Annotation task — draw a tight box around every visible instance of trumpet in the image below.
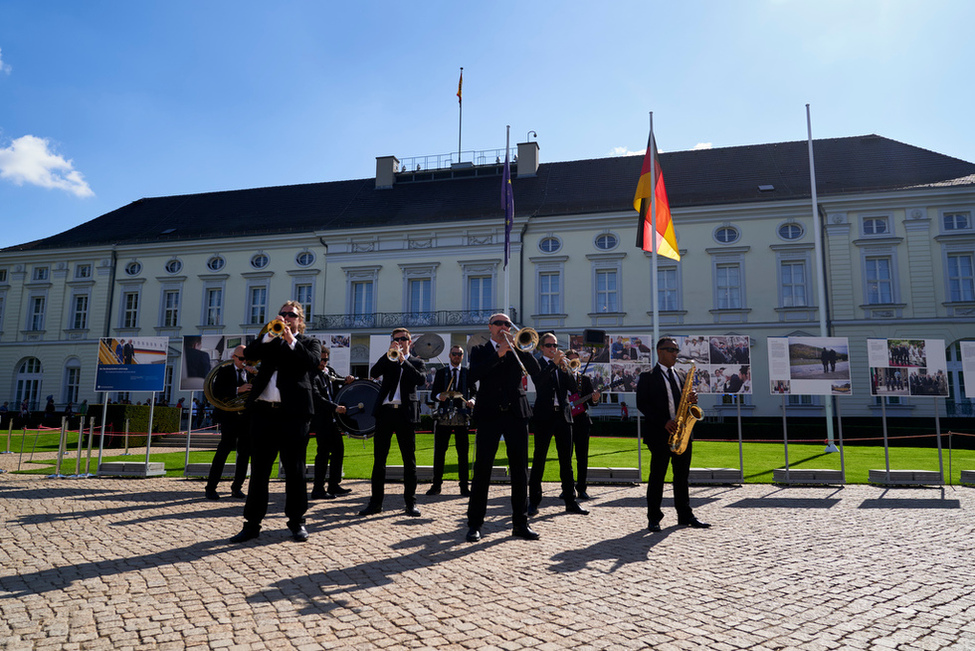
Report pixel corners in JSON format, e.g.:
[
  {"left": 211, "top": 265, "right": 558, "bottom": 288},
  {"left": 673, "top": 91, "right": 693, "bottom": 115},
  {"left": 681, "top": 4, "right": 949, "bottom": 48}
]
[
  {"left": 387, "top": 346, "right": 404, "bottom": 363},
  {"left": 562, "top": 356, "right": 582, "bottom": 373},
  {"left": 258, "top": 318, "right": 286, "bottom": 340}
]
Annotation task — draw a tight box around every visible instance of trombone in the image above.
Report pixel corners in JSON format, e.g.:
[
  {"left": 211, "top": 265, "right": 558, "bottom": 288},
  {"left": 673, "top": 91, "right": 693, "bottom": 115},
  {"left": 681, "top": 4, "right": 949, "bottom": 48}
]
[{"left": 500, "top": 324, "right": 539, "bottom": 377}]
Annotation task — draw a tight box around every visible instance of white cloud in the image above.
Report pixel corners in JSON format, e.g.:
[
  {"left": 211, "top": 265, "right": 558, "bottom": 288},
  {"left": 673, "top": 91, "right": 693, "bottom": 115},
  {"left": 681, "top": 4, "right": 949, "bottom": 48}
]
[
  {"left": 0, "top": 47, "right": 10, "bottom": 74},
  {"left": 692, "top": 142, "right": 713, "bottom": 150},
  {"left": 610, "top": 146, "right": 645, "bottom": 157},
  {"left": 0, "top": 135, "right": 94, "bottom": 197}
]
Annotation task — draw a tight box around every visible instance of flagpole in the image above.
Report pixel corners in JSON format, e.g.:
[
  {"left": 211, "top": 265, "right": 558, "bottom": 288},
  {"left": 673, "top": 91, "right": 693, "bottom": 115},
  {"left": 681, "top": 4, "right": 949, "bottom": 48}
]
[
  {"left": 807, "top": 104, "right": 837, "bottom": 452},
  {"left": 649, "top": 112, "right": 660, "bottom": 350},
  {"left": 457, "top": 67, "right": 463, "bottom": 162},
  {"left": 504, "top": 124, "right": 511, "bottom": 315}
]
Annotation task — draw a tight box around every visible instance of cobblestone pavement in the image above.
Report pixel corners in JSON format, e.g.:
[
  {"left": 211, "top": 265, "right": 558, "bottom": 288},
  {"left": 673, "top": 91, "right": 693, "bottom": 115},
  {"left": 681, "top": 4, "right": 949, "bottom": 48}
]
[{"left": 2, "top": 455, "right": 975, "bottom": 650}]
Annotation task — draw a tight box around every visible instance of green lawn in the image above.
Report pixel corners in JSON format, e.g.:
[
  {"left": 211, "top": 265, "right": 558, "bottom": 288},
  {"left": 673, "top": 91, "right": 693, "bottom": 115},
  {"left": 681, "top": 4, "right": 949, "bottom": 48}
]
[{"left": 6, "top": 429, "right": 975, "bottom": 485}]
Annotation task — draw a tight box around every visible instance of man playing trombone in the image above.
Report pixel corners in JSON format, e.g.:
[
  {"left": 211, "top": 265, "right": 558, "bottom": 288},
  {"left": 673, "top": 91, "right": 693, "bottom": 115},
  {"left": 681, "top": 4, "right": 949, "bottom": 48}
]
[
  {"left": 529, "top": 332, "right": 587, "bottom": 516},
  {"left": 359, "top": 328, "right": 426, "bottom": 517},
  {"left": 465, "top": 313, "right": 542, "bottom": 542}
]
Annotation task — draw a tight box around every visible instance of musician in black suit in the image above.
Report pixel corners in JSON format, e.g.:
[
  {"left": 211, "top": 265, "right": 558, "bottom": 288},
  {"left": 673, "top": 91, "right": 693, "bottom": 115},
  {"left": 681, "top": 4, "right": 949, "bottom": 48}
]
[
  {"left": 205, "top": 345, "right": 252, "bottom": 500},
  {"left": 229, "top": 301, "right": 321, "bottom": 544},
  {"left": 635, "top": 337, "right": 710, "bottom": 532},
  {"left": 359, "top": 328, "right": 426, "bottom": 517},
  {"left": 465, "top": 314, "right": 543, "bottom": 543},
  {"left": 529, "top": 332, "right": 587, "bottom": 516},
  {"left": 427, "top": 345, "right": 475, "bottom": 496},
  {"left": 310, "top": 347, "right": 354, "bottom": 500},
  {"left": 566, "top": 350, "right": 600, "bottom": 501}
]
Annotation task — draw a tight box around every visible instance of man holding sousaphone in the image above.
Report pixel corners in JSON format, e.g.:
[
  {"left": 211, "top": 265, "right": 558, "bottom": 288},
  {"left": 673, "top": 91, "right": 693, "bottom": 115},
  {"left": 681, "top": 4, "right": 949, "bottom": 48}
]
[
  {"left": 358, "top": 328, "right": 426, "bottom": 518},
  {"left": 229, "top": 301, "right": 321, "bottom": 544},
  {"left": 204, "top": 344, "right": 252, "bottom": 501},
  {"left": 427, "top": 345, "right": 475, "bottom": 497}
]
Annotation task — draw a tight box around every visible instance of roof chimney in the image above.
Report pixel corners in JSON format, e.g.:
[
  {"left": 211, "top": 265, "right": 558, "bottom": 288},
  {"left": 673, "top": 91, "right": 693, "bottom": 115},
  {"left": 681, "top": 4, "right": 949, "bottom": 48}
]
[
  {"left": 517, "top": 141, "right": 539, "bottom": 177},
  {"left": 376, "top": 155, "right": 399, "bottom": 189}
]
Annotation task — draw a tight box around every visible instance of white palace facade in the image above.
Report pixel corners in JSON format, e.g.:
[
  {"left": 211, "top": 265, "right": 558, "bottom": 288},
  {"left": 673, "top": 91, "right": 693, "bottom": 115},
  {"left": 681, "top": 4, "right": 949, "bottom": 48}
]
[{"left": 1, "top": 135, "right": 973, "bottom": 422}]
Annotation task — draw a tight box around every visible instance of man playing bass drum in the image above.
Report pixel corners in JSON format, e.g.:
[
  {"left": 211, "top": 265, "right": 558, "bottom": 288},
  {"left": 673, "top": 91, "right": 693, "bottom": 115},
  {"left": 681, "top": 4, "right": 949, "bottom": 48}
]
[
  {"left": 636, "top": 336, "right": 710, "bottom": 532},
  {"left": 427, "top": 345, "right": 475, "bottom": 497}
]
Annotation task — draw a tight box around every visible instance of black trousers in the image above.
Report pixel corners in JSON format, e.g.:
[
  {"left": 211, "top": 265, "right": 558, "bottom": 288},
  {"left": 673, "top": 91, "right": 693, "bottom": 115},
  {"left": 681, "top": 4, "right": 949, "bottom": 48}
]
[
  {"left": 646, "top": 437, "right": 693, "bottom": 524},
  {"left": 242, "top": 403, "right": 310, "bottom": 529},
  {"left": 571, "top": 416, "right": 591, "bottom": 493},
  {"left": 369, "top": 406, "right": 417, "bottom": 506},
  {"left": 206, "top": 416, "right": 250, "bottom": 492},
  {"left": 467, "top": 414, "right": 530, "bottom": 530},
  {"left": 312, "top": 421, "right": 345, "bottom": 491},
  {"left": 430, "top": 421, "right": 470, "bottom": 487},
  {"left": 529, "top": 412, "right": 575, "bottom": 506}
]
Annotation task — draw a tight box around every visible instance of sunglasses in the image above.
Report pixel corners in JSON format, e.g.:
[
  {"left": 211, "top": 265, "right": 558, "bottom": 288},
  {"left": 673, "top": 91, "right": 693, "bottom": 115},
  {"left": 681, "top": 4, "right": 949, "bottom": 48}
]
[
  {"left": 542, "top": 343, "right": 558, "bottom": 348},
  {"left": 659, "top": 347, "right": 680, "bottom": 353},
  {"left": 490, "top": 320, "right": 511, "bottom": 327},
  {"left": 233, "top": 355, "right": 245, "bottom": 360},
  {"left": 278, "top": 311, "right": 298, "bottom": 319},
  {"left": 392, "top": 336, "right": 410, "bottom": 342},
  {"left": 450, "top": 351, "right": 463, "bottom": 356}
]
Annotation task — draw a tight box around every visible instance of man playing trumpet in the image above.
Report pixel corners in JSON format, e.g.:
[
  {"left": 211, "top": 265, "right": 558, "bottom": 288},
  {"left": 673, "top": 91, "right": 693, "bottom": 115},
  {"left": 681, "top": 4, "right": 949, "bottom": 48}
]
[{"left": 359, "top": 328, "right": 426, "bottom": 517}]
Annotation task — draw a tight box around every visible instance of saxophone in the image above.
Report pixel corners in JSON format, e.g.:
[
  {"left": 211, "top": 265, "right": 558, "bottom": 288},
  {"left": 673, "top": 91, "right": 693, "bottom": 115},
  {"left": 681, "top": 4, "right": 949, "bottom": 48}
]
[{"left": 669, "top": 365, "right": 703, "bottom": 455}]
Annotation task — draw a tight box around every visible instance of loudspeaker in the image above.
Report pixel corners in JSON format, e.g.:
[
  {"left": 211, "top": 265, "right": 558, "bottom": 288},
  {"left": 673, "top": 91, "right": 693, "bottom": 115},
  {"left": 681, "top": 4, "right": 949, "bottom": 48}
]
[{"left": 582, "top": 329, "right": 607, "bottom": 347}]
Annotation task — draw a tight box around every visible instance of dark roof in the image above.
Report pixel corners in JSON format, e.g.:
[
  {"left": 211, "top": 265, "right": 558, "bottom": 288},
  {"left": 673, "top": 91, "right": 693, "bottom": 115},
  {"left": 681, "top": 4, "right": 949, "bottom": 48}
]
[{"left": 8, "top": 135, "right": 975, "bottom": 252}]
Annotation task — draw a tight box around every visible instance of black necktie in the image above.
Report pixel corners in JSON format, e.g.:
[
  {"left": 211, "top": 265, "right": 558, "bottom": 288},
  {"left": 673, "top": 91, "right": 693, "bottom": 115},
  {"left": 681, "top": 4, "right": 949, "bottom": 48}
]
[
  {"left": 453, "top": 368, "right": 458, "bottom": 390},
  {"left": 667, "top": 367, "right": 682, "bottom": 405}
]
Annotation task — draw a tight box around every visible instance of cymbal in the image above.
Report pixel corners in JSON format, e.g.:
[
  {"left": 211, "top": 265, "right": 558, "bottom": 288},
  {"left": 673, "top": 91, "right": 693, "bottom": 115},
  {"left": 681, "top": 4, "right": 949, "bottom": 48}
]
[
  {"left": 440, "top": 391, "right": 464, "bottom": 400},
  {"left": 411, "top": 332, "right": 444, "bottom": 359},
  {"left": 466, "top": 332, "right": 491, "bottom": 352}
]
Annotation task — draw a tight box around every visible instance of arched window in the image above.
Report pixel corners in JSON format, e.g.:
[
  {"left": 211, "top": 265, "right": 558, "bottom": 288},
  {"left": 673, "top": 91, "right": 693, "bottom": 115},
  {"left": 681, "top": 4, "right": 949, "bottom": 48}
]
[{"left": 15, "top": 358, "right": 43, "bottom": 411}]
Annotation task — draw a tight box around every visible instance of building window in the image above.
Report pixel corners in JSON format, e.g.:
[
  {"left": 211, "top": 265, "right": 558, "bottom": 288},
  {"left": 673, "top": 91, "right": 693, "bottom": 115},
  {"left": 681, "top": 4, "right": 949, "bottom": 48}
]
[
  {"left": 295, "top": 283, "right": 314, "bottom": 319},
  {"left": 296, "top": 251, "right": 315, "bottom": 267},
  {"left": 205, "top": 288, "right": 223, "bottom": 326},
  {"left": 351, "top": 281, "right": 374, "bottom": 316},
  {"left": 539, "top": 271, "right": 561, "bottom": 314},
  {"left": 29, "top": 296, "right": 45, "bottom": 330},
  {"left": 657, "top": 267, "right": 679, "bottom": 311},
  {"left": 164, "top": 259, "right": 182, "bottom": 274},
  {"left": 714, "top": 226, "right": 740, "bottom": 244},
  {"left": 15, "top": 358, "right": 42, "bottom": 411},
  {"left": 125, "top": 261, "right": 142, "bottom": 276},
  {"left": 75, "top": 264, "right": 92, "bottom": 279},
  {"left": 594, "top": 233, "right": 618, "bottom": 251},
  {"left": 408, "top": 278, "right": 432, "bottom": 314},
  {"left": 863, "top": 216, "right": 889, "bottom": 235},
  {"left": 63, "top": 361, "right": 81, "bottom": 405},
  {"left": 947, "top": 253, "right": 975, "bottom": 302},
  {"left": 467, "top": 276, "right": 493, "bottom": 313},
  {"left": 865, "top": 256, "right": 893, "bottom": 304},
  {"left": 207, "top": 256, "right": 225, "bottom": 272},
  {"left": 71, "top": 294, "right": 89, "bottom": 330},
  {"left": 539, "top": 237, "right": 562, "bottom": 254},
  {"left": 32, "top": 267, "right": 49, "bottom": 281},
  {"left": 780, "top": 261, "right": 808, "bottom": 307},
  {"left": 122, "top": 291, "right": 140, "bottom": 328},
  {"left": 251, "top": 253, "right": 269, "bottom": 269},
  {"left": 162, "top": 290, "right": 180, "bottom": 327},
  {"left": 778, "top": 223, "right": 804, "bottom": 240},
  {"left": 715, "top": 263, "right": 742, "bottom": 309},
  {"left": 943, "top": 212, "right": 971, "bottom": 232},
  {"left": 248, "top": 286, "right": 268, "bottom": 325},
  {"left": 0, "top": 268, "right": 7, "bottom": 282},
  {"left": 595, "top": 269, "right": 619, "bottom": 312}
]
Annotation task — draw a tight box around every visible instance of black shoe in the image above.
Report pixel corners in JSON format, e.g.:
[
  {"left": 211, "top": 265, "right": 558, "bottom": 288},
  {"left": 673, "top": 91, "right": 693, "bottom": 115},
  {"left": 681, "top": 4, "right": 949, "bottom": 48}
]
[
  {"left": 512, "top": 524, "right": 540, "bottom": 540},
  {"left": 466, "top": 528, "right": 481, "bottom": 542},
  {"left": 679, "top": 517, "right": 711, "bottom": 529},
  {"left": 205, "top": 488, "right": 220, "bottom": 501},
  {"left": 358, "top": 503, "right": 383, "bottom": 516},
  {"left": 425, "top": 485, "right": 442, "bottom": 496},
  {"left": 405, "top": 504, "right": 421, "bottom": 517},
  {"left": 527, "top": 503, "right": 539, "bottom": 516},
  {"left": 289, "top": 524, "right": 309, "bottom": 542},
  {"left": 576, "top": 490, "right": 591, "bottom": 501},
  {"left": 229, "top": 524, "right": 260, "bottom": 543},
  {"left": 230, "top": 489, "right": 246, "bottom": 499},
  {"left": 557, "top": 491, "right": 572, "bottom": 500},
  {"left": 565, "top": 501, "right": 590, "bottom": 515},
  {"left": 310, "top": 488, "right": 334, "bottom": 500},
  {"left": 648, "top": 521, "right": 662, "bottom": 532},
  {"left": 459, "top": 485, "right": 471, "bottom": 497},
  {"left": 329, "top": 486, "right": 352, "bottom": 496}
]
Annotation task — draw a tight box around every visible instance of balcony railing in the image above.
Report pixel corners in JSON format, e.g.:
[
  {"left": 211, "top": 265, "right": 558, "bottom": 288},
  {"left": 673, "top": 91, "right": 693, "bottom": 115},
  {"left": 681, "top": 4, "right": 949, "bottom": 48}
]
[{"left": 309, "top": 309, "right": 518, "bottom": 332}]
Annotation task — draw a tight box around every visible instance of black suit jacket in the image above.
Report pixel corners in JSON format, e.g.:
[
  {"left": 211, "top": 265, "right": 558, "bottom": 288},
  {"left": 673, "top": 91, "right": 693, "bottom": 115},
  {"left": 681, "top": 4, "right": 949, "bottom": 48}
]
[
  {"left": 370, "top": 354, "right": 425, "bottom": 423},
  {"left": 532, "top": 358, "right": 578, "bottom": 424},
  {"left": 468, "top": 341, "right": 541, "bottom": 422},
  {"left": 311, "top": 367, "right": 344, "bottom": 432},
  {"left": 636, "top": 365, "right": 687, "bottom": 450},
  {"left": 211, "top": 362, "right": 249, "bottom": 425},
  {"left": 430, "top": 365, "right": 475, "bottom": 407},
  {"left": 243, "top": 333, "right": 321, "bottom": 417}
]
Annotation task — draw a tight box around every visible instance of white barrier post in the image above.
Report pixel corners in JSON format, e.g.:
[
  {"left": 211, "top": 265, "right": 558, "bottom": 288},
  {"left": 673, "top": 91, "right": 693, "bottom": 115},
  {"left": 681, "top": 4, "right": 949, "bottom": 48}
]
[{"left": 47, "top": 418, "right": 68, "bottom": 479}]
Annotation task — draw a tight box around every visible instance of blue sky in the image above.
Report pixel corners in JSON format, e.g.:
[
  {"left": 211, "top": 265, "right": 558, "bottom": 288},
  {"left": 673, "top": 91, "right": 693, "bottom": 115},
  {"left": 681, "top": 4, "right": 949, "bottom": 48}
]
[{"left": 1, "top": 0, "right": 972, "bottom": 249}]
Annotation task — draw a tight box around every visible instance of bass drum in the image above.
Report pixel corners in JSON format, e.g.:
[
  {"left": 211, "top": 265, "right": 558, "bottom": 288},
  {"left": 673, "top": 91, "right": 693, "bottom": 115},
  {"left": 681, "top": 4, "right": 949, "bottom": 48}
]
[{"left": 335, "top": 379, "right": 381, "bottom": 439}]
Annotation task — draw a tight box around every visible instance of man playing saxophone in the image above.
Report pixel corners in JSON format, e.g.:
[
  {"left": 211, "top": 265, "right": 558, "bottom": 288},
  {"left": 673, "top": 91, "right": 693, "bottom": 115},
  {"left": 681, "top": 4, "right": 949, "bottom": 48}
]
[{"left": 635, "top": 337, "right": 711, "bottom": 532}]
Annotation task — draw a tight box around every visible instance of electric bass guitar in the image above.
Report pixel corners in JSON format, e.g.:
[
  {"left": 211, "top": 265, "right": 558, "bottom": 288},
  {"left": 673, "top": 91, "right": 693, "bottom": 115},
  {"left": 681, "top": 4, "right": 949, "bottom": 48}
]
[{"left": 566, "top": 378, "right": 625, "bottom": 417}]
